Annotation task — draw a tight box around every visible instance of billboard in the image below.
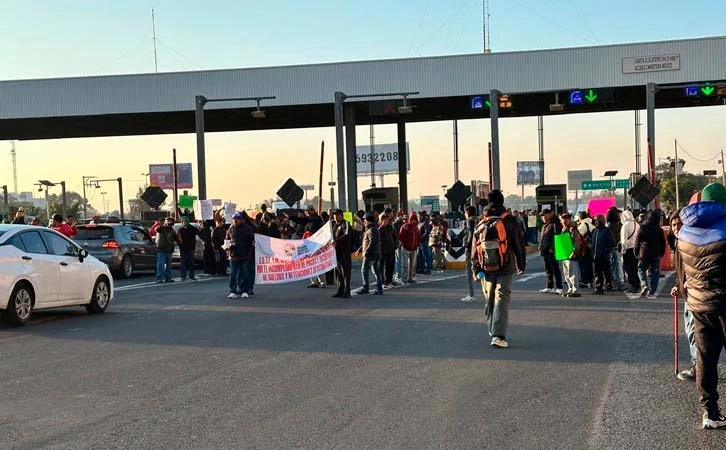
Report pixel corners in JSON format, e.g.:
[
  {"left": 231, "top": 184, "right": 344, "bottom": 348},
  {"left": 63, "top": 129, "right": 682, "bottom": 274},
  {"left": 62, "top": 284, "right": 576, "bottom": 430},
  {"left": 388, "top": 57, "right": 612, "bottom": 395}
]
[
  {"left": 567, "top": 170, "right": 593, "bottom": 191},
  {"left": 420, "top": 195, "right": 441, "bottom": 213},
  {"left": 149, "top": 163, "right": 193, "bottom": 189},
  {"left": 516, "top": 161, "right": 543, "bottom": 186},
  {"left": 356, "top": 143, "right": 411, "bottom": 176}
]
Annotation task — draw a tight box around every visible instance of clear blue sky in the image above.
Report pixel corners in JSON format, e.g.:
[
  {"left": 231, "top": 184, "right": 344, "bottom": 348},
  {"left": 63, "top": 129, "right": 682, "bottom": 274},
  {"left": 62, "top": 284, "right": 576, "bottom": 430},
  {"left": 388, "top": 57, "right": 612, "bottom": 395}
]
[{"left": 2, "top": 1, "right": 725, "bottom": 210}]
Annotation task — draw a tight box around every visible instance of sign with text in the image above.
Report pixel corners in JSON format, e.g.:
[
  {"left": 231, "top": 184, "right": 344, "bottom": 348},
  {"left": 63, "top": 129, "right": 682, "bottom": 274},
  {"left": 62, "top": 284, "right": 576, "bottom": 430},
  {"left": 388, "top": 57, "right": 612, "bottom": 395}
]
[
  {"left": 517, "top": 161, "right": 543, "bottom": 186},
  {"left": 581, "top": 179, "right": 631, "bottom": 191},
  {"left": 149, "top": 163, "right": 193, "bottom": 189},
  {"left": 420, "top": 195, "right": 440, "bottom": 213},
  {"left": 567, "top": 170, "right": 593, "bottom": 191},
  {"left": 192, "top": 200, "right": 214, "bottom": 221},
  {"left": 254, "top": 224, "right": 337, "bottom": 285},
  {"left": 622, "top": 54, "right": 680, "bottom": 74},
  {"left": 356, "top": 143, "right": 411, "bottom": 175}
]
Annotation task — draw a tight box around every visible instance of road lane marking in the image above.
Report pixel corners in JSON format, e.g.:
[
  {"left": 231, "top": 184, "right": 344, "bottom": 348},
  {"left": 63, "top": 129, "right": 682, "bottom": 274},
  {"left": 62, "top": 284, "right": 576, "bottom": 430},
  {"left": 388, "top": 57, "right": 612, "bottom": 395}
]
[
  {"left": 516, "top": 272, "right": 546, "bottom": 283},
  {"left": 115, "top": 276, "right": 222, "bottom": 292}
]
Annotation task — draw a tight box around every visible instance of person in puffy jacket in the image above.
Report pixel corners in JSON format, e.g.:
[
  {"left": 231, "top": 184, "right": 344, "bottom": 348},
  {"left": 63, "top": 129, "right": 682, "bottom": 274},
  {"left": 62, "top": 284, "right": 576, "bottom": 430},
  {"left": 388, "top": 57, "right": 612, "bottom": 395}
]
[
  {"left": 634, "top": 210, "right": 666, "bottom": 297},
  {"left": 226, "top": 212, "right": 255, "bottom": 299},
  {"left": 678, "top": 182, "right": 726, "bottom": 429},
  {"left": 590, "top": 215, "right": 614, "bottom": 294},
  {"left": 357, "top": 214, "right": 383, "bottom": 295},
  {"left": 398, "top": 213, "right": 420, "bottom": 283},
  {"left": 620, "top": 210, "right": 641, "bottom": 293},
  {"left": 379, "top": 214, "right": 397, "bottom": 288},
  {"left": 538, "top": 208, "right": 564, "bottom": 294}
]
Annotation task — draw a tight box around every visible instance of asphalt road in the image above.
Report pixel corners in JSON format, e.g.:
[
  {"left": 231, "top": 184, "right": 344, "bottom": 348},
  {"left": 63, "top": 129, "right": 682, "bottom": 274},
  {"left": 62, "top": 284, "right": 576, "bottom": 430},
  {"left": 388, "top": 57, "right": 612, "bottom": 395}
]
[{"left": 1, "top": 255, "right": 724, "bottom": 450}]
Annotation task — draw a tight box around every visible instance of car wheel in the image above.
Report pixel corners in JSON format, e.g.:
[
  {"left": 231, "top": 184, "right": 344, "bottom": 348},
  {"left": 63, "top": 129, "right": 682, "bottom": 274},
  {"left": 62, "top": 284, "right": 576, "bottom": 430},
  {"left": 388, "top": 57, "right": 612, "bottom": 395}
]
[
  {"left": 86, "top": 277, "right": 111, "bottom": 314},
  {"left": 119, "top": 255, "right": 134, "bottom": 279},
  {"left": 4, "top": 282, "right": 34, "bottom": 326}
]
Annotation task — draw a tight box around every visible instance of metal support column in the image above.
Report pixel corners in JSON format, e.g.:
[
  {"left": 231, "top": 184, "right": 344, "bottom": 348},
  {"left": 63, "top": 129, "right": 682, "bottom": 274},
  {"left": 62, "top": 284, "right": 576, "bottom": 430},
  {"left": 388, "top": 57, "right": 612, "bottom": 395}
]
[
  {"left": 60, "top": 181, "right": 67, "bottom": 219},
  {"left": 334, "top": 92, "right": 347, "bottom": 210},
  {"left": 195, "top": 95, "right": 208, "bottom": 200},
  {"left": 646, "top": 83, "right": 656, "bottom": 184},
  {"left": 344, "top": 104, "right": 358, "bottom": 212},
  {"left": 537, "top": 115, "right": 545, "bottom": 185},
  {"left": 117, "top": 178, "right": 125, "bottom": 224},
  {"left": 489, "top": 89, "right": 501, "bottom": 190},
  {"left": 397, "top": 122, "right": 408, "bottom": 213},
  {"left": 634, "top": 110, "right": 642, "bottom": 175},
  {"left": 453, "top": 120, "right": 459, "bottom": 182}
]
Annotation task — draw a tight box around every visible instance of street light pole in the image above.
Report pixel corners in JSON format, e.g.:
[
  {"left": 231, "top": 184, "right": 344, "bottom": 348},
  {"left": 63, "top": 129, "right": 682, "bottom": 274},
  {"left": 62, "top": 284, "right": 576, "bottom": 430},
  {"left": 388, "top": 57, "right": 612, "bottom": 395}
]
[
  {"left": 720, "top": 149, "right": 725, "bottom": 185},
  {"left": 82, "top": 176, "right": 97, "bottom": 220},
  {"left": 674, "top": 139, "right": 680, "bottom": 209}
]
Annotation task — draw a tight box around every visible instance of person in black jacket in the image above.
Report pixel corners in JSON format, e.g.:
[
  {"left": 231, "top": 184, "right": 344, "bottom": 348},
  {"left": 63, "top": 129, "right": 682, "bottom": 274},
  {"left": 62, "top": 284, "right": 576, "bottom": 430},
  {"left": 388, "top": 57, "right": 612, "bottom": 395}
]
[
  {"left": 461, "top": 206, "right": 478, "bottom": 302},
  {"left": 177, "top": 216, "right": 199, "bottom": 282},
  {"left": 635, "top": 210, "right": 667, "bottom": 297},
  {"left": 199, "top": 219, "right": 216, "bottom": 276},
  {"left": 292, "top": 206, "right": 327, "bottom": 288},
  {"left": 590, "top": 215, "right": 614, "bottom": 295},
  {"left": 538, "top": 208, "right": 564, "bottom": 294},
  {"left": 226, "top": 212, "right": 255, "bottom": 299},
  {"left": 379, "top": 214, "right": 397, "bottom": 288},
  {"left": 331, "top": 210, "right": 352, "bottom": 299},
  {"left": 356, "top": 213, "right": 383, "bottom": 295},
  {"left": 211, "top": 217, "right": 228, "bottom": 276}
]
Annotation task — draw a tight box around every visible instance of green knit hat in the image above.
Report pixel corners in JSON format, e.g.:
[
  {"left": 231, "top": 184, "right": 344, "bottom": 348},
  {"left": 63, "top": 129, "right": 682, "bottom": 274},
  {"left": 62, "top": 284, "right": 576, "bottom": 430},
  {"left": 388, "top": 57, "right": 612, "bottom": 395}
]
[{"left": 701, "top": 183, "right": 726, "bottom": 204}]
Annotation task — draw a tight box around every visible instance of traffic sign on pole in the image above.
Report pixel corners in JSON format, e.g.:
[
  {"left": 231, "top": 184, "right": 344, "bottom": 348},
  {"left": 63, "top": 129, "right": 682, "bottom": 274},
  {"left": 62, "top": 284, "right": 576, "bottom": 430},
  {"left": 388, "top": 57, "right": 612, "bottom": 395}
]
[{"left": 581, "top": 179, "right": 631, "bottom": 190}]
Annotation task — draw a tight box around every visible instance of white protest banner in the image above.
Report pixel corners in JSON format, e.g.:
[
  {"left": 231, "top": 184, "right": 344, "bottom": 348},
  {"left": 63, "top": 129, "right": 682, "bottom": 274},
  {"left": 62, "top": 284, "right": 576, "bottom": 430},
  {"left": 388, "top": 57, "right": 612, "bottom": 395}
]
[
  {"left": 223, "top": 202, "right": 237, "bottom": 223},
  {"left": 193, "top": 199, "right": 214, "bottom": 220},
  {"left": 255, "top": 223, "right": 337, "bottom": 285}
]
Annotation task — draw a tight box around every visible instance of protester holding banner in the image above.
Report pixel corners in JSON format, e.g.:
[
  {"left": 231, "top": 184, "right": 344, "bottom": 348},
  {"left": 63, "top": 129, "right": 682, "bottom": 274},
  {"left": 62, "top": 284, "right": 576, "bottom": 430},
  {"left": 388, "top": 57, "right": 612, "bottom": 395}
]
[
  {"left": 177, "top": 216, "right": 199, "bottom": 282},
  {"left": 331, "top": 210, "right": 352, "bottom": 298},
  {"left": 226, "top": 212, "right": 255, "bottom": 299},
  {"left": 357, "top": 213, "right": 383, "bottom": 295},
  {"left": 559, "top": 213, "right": 583, "bottom": 298},
  {"left": 155, "top": 217, "right": 178, "bottom": 283}
]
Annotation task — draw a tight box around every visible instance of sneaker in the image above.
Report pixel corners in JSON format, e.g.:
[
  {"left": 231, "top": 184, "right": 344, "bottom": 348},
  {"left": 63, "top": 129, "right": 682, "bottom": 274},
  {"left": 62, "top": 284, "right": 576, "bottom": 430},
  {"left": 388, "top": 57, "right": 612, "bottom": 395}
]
[
  {"left": 554, "top": 288, "right": 563, "bottom": 295},
  {"left": 640, "top": 286, "right": 649, "bottom": 297},
  {"left": 189, "top": 277, "right": 197, "bottom": 282},
  {"left": 392, "top": 280, "right": 403, "bottom": 287},
  {"left": 461, "top": 295, "right": 475, "bottom": 302},
  {"left": 677, "top": 365, "right": 696, "bottom": 381},
  {"left": 307, "top": 283, "right": 320, "bottom": 289},
  {"left": 355, "top": 288, "right": 370, "bottom": 295},
  {"left": 241, "top": 293, "right": 249, "bottom": 299},
  {"left": 165, "top": 279, "right": 175, "bottom": 283},
  {"left": 227, "top": 292, "right": 239, "bottom": 299},
  {"left": 156, "top": 280, "right": 164, "bottom": 284},
  {"left": 373, "top": 290, "right": 383, "bottom": 296},
  {"left": 384, "top": 284, "right": 394, "bottom": 289},
  {"left": 491, "top": 337, "right": 509, "bottom": 348},
  {"left": 407, "top": 279, "right": 416, "bottom": 284},
  {"left": 702, "top": 411, "right": 726, "bottom": 429},
  {"left": 320, "top": 284, "right": 326, "bottom": 289},
  {"left": 540, "top": 288, "right": 554, "bottom": 294}
]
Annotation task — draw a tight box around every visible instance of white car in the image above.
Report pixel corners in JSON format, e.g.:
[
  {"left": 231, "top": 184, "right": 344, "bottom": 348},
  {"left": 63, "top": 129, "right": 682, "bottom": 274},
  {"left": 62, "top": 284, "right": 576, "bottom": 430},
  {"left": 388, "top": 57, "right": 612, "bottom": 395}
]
[{"left": 0, "top": 225, "right": 114, "bottom": 326}]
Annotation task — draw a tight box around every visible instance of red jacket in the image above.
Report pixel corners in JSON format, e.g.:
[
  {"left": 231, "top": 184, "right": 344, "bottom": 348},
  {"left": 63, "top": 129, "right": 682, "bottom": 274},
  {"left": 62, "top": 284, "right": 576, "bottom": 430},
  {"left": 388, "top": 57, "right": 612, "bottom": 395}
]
[
  {"left": 54, "top": 223, "right": 77, "bottom": 238},
  {"left": 398, "top": 214, "right": 421, "bottom": 251}
]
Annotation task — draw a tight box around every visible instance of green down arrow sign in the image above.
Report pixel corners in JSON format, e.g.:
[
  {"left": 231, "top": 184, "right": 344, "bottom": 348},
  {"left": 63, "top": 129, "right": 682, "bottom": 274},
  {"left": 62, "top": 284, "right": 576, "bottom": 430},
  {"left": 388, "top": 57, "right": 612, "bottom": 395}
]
[
  {"left": 701, "top": 85, "right": 715, "bottom": 96},
  {"left": 585, "top": 89, "right": 598, "bottom": 103}
]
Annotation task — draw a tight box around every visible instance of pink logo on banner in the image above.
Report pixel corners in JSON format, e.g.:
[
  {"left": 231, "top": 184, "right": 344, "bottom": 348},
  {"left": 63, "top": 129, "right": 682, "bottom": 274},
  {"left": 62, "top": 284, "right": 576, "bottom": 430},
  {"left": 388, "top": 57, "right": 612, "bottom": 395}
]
[{"left": 587, "top": 198, "right": 616, "bottom": 217}]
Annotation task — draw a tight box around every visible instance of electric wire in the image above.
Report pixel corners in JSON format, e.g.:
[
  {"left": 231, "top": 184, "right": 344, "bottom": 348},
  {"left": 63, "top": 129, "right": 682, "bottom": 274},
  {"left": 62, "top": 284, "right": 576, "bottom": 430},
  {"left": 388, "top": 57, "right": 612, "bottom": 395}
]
[
  {"left": 412, "top": 0, "right": 476, "bottom": 56},
  {"left": 676, "top": 141, "right": 721, "bottom": 163},
  {"left": 407, "top": 0, "right": 432, "bottom": 56},
  {"left": 567, "top": 0, "right": 600, "bottom": 44},
  {"left": 511, "top": 0, "right": 595, "bottom": 45}
]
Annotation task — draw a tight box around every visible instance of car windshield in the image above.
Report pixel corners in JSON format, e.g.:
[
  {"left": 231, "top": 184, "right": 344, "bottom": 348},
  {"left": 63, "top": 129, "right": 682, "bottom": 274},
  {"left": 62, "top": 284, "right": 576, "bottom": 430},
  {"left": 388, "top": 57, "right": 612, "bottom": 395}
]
[{"left": 74, "top": 226, "right": 114, "bottom": 240}]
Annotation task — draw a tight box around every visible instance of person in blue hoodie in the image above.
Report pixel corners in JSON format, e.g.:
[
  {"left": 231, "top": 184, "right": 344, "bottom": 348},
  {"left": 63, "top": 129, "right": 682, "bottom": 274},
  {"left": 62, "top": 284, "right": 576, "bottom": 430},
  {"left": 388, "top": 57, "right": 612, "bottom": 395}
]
[{"left": 678, "top": 182, "right": 726, "bottom": 430}]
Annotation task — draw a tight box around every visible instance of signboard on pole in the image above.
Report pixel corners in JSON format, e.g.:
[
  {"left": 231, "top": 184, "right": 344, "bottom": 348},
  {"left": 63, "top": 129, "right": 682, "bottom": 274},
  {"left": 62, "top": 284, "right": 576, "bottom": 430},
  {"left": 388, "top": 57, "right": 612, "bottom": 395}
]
[
  {"left": 581, "top": 179, "right": 631, "bottom": 191},
  {"left": 420, "top": 195, "right": 440, "bottom": 213},
  {"left": 516, "top": 161, "right": 543, "bottom": 186},
  {"left": 149, "top": 163, "right": 194, "bottom": 189},
  {"left": 567, "top": 170, "right": 593, "bottom": 191},
  {"left": 356, "top": 143, "right": 410, "bottom": 175},
  {"left": 622, "top": 54, "right": 680, "bottom": 74},
  {"left": 471, "top": 180, "right": 490, "bottom": 199}
]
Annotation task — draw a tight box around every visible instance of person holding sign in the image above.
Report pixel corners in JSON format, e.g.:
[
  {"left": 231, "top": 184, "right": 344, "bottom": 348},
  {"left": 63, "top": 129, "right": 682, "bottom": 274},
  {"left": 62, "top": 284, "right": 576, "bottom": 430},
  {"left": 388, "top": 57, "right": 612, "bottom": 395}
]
[
  {"left": 331, "top": 210, "right": 352, "bottom": 299},
  {"left": 539, "top": 209, "right": 564, "bottom": 295},
  {"left": 558, "top": 213, "right": 584, "bottom": 298}
]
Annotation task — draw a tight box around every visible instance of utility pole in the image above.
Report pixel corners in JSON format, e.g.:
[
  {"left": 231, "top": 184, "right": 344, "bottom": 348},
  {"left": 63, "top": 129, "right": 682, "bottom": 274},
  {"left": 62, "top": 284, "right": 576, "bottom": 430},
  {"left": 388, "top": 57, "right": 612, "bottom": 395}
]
[
  {"left": 720, "top": 149, "right": 726, "bottom": 185},
  {"left": 11, "top": 141, "right": 17, "bottom": 194},
  {"left": 674, "top": 139, "right": 680, "bottom": 209},
  {"left": 152, "top": 8, "right": 159, "bottom": 73},
  {"left": 453, "top": 120, "right": 459, "bottom": 181}
]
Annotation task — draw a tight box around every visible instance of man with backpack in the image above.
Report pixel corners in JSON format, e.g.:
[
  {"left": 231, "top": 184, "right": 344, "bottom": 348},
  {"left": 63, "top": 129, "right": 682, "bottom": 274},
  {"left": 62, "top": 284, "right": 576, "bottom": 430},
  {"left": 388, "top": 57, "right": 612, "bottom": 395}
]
[
  {"left": 471, "top": 190, "right": 526, "bottom": 348},
  {"left": 559, "top": 213, "right": 585, "bottom": 297},
  {"left": 539, "top": 208, "right": 564, "bottom": 295}
]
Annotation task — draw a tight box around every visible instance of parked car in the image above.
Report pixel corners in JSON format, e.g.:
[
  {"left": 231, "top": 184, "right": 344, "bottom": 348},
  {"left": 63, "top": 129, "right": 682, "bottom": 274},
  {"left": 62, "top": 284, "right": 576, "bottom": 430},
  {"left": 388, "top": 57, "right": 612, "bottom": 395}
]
[
  {"left": 171, "top": 223, "right": 205, "bottom": 266},
  {"left": 73, "top": 224, "right": 157, "bottom": 278},
  {"left": 0, "top": 224, "right": 113, "bottom": 326}
]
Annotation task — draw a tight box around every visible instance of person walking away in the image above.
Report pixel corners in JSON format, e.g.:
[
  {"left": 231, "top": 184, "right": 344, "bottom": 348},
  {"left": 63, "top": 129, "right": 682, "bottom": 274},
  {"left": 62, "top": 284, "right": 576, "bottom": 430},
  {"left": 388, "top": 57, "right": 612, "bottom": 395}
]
[
  {"left": 669, "top": 209, "right": 697, "bottom": 382},
  {"left": 471, "top": 190, "right": 526, "bottom": 348},
  {"left": 11, "top": 207, "right": 25, "bottom": 224},
  {"left": 331, "top": 210, "right": 352, "bottom": 298},
  {"left": 620, "top": 210, "right": 641, "bottom": 293},
  {"left": 634, "top": 210, "right": 666, "bottom": 297},
  {"left": 212, "top": 217, "right": 228, "bottom": 276},
  {"left": 418, "top": 213, "right": 433, "bottom": 274},
  {"left": 155, "top": 217, "right": 178, "bottom": 283},
  {"left": 559, "top": 213, "right": 584, "bottom": 298},
  {"left": 357, "top": 213, "right": 383, "bottom": 295},
  {"left": 539, "top": 209, "right": 564, "bottom": 294},
  {"left": 177, "top": 216, "right": 199, "bottom": 281},
  {"left": 461, "top": 206, "right": 479, "bottom": 302},
  {"left": 226, "top": 212, "right": 255, "bottom": 299},
  {"left": 51, "top": 214, "right": 77, "bottom": 238},
  {"left": 606, "top": 207, "right": 625, "bottom": 290},
  {"left": 429, "top": 217, "right": 446, "bottom": 272},
  {"left": 577, "top": 212, "right": 595, "bottom": 288},
  {"left": 590, "top": 215, "right": 614, "bottom": 295},
  {"left": 677, "top": 182, "right": 726, "bottom": 429},
  {"left": 398, "top": 213, "right": 421, "bottom": 284},
  {"left": 379, "top": 214, "right": 397, "bottom": 288}
]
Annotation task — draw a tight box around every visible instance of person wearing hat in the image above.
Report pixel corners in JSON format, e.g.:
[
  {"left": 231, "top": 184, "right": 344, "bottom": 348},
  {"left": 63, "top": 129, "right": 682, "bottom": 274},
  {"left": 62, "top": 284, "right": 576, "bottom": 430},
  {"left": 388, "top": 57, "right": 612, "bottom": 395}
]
[
  {"left": 357, "top": 212, "right": 383, "bottom": 295},
  {"left": 12, "top": 207, "right": 26, "bottom": 224},
  {"left": 331, "top": 209, "right": 352, "bottom": 298},
  {"left": 51, "top": 214, "right": 77, "bottom": 238},
  {"left": 226, "top": 212, "right": 255, "bottom": 299},
  {"left": 155, "top": 217, "right": 178, "bottom": 283},
  {"left": 177, "top": 216, "right": 199, "bottom": 282},
  {"left": 538, "top": 208, "right": 564, "bottom": 295},
  {"left": 678, "top": 182, "right": 726, "bottom": 429}
]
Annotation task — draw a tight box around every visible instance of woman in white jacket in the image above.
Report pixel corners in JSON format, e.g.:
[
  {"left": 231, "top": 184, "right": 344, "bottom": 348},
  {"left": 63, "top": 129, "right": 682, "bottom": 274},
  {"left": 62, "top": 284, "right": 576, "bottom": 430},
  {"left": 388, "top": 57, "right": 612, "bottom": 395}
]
[{"left": 620, "top": 210, "right": 641, "bottom": 293}]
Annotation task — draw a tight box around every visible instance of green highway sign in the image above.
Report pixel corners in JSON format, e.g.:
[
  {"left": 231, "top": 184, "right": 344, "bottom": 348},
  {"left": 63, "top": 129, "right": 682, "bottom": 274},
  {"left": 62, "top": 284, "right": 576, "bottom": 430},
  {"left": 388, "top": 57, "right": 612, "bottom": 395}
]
[
  {"left": 584, "top": 89, "right": 598, "bottom": 103},
  {"left": 701, "top": 85, "right": 715, "bottom": 96},
  {"left": 581, "top": 179, "right": 631, "bottom": 190}
]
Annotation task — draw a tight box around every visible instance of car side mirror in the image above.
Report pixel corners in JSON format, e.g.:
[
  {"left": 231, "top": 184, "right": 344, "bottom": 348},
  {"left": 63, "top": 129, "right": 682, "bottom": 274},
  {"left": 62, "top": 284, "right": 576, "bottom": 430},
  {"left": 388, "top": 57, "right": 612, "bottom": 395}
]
[{"left": 79, "top": 248, "right": 89, "bottom": 262}]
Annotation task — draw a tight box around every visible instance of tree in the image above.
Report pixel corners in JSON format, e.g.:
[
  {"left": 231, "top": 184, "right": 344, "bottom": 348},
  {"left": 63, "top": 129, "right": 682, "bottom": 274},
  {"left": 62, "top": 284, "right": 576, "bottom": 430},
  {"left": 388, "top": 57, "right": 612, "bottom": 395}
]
[
  {"left": 655, "top": 163, "right": 708, "bottom": 210},
  {"left": 47, "top": 191, "right": 93, "bottom": 219}
]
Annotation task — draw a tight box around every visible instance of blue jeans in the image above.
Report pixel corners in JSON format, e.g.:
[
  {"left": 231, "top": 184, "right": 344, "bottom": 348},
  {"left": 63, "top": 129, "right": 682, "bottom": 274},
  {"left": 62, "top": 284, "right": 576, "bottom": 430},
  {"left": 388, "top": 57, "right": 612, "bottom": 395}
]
[
  {"left": 419, "top": 243, "right": 433, "bottom": 273},
  {"left": 229, "top": 259, "right": 254, "bottom": 294},
  {"left": 180, "top": 249, "right": 195, "bottom": 280},
  {"left": 637, "top": 258, "right": 660, "bottom": 294},
  {"left": 610, "top": 250, "right": 622, "bottom": 286},
  {"left": 396, "top": 248, "right": 403, "bottom": 280},
  {"left": 156, "top": 251, "right": 173, "bottom": 281},
  {"left": 361, "top": 258, "right": 383, "bottom": 292},
  {"left": 241, "top": 259, "right": 255, "bottom": 294}
]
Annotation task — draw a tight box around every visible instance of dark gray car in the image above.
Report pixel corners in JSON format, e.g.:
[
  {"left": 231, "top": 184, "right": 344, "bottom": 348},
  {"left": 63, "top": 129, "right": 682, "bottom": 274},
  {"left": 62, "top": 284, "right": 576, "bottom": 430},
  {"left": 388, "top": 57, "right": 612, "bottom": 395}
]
[{"left": 73, "top": 224, "right": 157, "bottom": 278}]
